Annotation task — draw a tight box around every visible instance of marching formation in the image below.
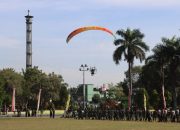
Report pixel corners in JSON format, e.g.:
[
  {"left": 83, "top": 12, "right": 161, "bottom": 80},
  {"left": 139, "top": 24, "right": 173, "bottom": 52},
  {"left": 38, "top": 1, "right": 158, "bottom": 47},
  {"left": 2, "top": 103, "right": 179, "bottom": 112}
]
[{"left": 65, "top": 107, "right": 180, "bottom": 123}]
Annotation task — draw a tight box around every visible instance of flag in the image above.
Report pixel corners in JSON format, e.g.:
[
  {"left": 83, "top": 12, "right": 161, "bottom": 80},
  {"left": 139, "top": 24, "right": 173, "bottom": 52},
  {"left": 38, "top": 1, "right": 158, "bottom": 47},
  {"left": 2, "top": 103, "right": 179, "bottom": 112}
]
[
  {"left": 162, "top": 85, "right": 166, "bottom": 109},
  {"left": 36, "top": 88, "right": 42, "bottom": 113},
  {"left": 11, "top": 88, "right": 16, "bottom": 112},
  {"left": 66, "top": 94, "right": 71, "bottom": 111},
  {"left": 144, "top": 94, "right": 147, "bottom": 111},
  {"left": 128, "top": 87, "right": 131, "bottom": 111}
]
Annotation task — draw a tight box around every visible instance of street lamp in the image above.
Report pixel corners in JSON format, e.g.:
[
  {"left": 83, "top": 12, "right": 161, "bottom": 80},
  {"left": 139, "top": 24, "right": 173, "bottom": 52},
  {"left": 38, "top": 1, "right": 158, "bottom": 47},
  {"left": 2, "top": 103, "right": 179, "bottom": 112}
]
[{"left": 79, "top": 64, "right": 89, "bottom": 109}]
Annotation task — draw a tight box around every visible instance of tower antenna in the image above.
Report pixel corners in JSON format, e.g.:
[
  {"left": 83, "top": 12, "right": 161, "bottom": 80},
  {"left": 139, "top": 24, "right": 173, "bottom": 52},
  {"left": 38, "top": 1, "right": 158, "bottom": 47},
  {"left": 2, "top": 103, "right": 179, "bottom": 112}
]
[{"left": 25, "top": 11, "right": 33, "bottom": 69}]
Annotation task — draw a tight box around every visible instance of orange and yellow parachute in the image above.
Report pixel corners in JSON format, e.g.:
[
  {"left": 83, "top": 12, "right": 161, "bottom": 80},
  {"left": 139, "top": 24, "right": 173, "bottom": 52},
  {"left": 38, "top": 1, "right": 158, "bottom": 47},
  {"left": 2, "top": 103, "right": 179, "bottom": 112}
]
[{"left": 66, "top": 26, "right": 115, "bottom": 43}]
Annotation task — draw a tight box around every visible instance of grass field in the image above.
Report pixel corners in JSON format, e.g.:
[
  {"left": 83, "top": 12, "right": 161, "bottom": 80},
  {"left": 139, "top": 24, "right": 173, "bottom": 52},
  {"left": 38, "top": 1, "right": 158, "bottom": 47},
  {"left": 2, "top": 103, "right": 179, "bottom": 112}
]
[{"left": 0, "top": 118, "right": 179, "bottom": 130}]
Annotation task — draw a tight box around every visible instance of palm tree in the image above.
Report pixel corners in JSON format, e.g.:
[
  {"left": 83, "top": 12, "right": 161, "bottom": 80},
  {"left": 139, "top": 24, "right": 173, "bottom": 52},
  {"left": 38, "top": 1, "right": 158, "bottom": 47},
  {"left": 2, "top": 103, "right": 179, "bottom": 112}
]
[
  {"left": 146, "top": 44, "right": 168, "bottom": 109},
  {"left": 113, "top": 28, "right": 149, "bottom": 110},
  {"left": 162, "top": 37, "right": 180, "bottom": 110}
]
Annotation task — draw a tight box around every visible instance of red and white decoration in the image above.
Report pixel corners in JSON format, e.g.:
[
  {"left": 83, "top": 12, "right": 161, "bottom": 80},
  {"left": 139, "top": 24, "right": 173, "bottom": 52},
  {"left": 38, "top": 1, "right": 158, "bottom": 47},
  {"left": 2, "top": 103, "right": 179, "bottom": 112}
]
[
  {"left": 11, "top": 87, "right": 16, "bottom": 112},
  {"left": 100, "top": 84, "right": 108, "bottom": 92}
]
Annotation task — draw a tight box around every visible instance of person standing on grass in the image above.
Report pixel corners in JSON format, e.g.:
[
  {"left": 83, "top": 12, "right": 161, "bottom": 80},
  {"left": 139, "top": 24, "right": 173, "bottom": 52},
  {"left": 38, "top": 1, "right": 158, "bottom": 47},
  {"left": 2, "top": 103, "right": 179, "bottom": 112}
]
[
  {"left": 175, "top": 108, "right": 179, "bottom": 122},
  {"left": 49, "top": 99, "right": 55, "bottom": 118}
]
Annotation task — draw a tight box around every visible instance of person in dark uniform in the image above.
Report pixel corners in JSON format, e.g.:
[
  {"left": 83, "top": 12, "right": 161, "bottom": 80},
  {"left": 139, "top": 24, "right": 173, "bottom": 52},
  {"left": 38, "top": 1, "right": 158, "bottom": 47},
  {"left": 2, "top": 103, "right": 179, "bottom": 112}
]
[
  {"left": 153, "top": 110, "right": 157, "bottom": 121},
  {"left": 25, "top": 106, "right": 30, "bottom": 117},
  {"left": 49, "top": 99, "right": 55, "bottom": 118},
  {"left": 175, "top": 109, "right": 179, "bottom": 122}
]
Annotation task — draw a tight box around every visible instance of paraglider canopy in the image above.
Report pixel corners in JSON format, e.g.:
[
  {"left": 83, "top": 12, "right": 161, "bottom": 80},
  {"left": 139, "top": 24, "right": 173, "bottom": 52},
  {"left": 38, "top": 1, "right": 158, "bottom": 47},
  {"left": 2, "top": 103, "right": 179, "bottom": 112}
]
[{"left": 66, "top": 26, "right": 115, "bottom": 43}]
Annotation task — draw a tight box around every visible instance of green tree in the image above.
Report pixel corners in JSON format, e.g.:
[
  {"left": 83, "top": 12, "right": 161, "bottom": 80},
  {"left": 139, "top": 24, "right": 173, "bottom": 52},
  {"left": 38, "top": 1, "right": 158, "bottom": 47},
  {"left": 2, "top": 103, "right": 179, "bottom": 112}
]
[
  {"left": 177, "top": 88, "right": 180, "bottom": 107},
  {"left": 149, "top": 89, "right": 160, "bottom": 109},
  {"left": 146, "top": 37, "right": 180, "bottom": 109},
  {"left": 22, "top": 67, "right": 45, "bottom": 110},
  {"left": 146, "top": 44, "right": 168, "bottom": 109},
  {"left": 0, "top": 76, "right": 5, "bottom": 108},
  {"left": 23, "top": 67, "right": 68, "bottom": 110},
  {"left": 138, "top": 62, "right": 162, "bottom": 92},
  {"left": 0, "top": 68, "right": 23, "bottom": 111},
  {"left": 58, "top": 84, "right": 68, "bottom": 109},
  {"left": 124, "top": 66, "right": 142, "bottom": 85},
  {"left": 92, "top": 94, "right": 100, "bottom": 104},
  {"left": 165, "top": 90, "right": 172, "bottom": 108},
  {"left": 162, "top": 37, "right": 180, "bottom": 109},
  {"left": 134, "top": 88, "right": 148, "bottom": 109},
  {"left": 113, "top": 28, "right": 149, "bottom": 109},
  {"left": 107, "top": 84, "right": 125, "bottom": 100},
  {"left": 0, "top": 80, "right": 5, "bottom": 108}
]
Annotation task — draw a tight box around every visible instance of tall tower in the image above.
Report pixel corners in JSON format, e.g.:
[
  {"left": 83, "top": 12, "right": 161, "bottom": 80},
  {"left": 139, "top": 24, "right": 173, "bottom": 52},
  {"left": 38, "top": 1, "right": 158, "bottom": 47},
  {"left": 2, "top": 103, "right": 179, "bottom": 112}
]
[{"left": 25, "top": 10, "right": 33, "bottom": 69}]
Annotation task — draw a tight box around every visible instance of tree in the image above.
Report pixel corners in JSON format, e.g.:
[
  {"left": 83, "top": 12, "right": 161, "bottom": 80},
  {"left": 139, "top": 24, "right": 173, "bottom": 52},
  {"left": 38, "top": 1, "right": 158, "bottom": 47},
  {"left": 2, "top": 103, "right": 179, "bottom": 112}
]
[
  {"left": 0, "top": 78, "right": 5, "bottom": 108},
  {"left": 48, "top": 73, "right": 62, "bottom": 99},
  {"left": 92, "top": 94, "right": 100, "bottom": 104},
  {"left": 22, "top": 67, "right": 46, "bottom": 111},
  {"left": 177, "top": 88, "right": 180, "bottom": 107},
  {"left": 162, "top": 37, "right": 180, "bottom": 109},
  {"left": 0, "top": 67, "right": 69, "bottom": 112},
  {"left": 123, "top": 66, "right": 144, "bottom": 92},
  {"left": 106, "top": 84, "right": 125, "bottom": 101},
  {"left": 138, "top": 62, "right": 162, "bottom": 92},
  {"left": 23, "top": 67, "right": 68, "bottom": 110},
  {"left": 146, "top": 44, "right": 169, "bottom": 109},
  {"left": 0, "top": 68, "right": 23, "bottom": 111},
  {"left": 146, "top": 37, "right": 180, "bottom": 109},
  {"left": 134, "top": 88, "right": 148, "bottom": 109},
  {"left": 113, "top": 28, "right": 149, "bottom": 110},
  {"left": 165, "top": 90, "right": 172, "bottom": 108},
  {"left": 58, "top": 84, "right": 68, "bottom": 109},
  {"left": 149, "top": 89, "right": 160, "bottom": 109}
]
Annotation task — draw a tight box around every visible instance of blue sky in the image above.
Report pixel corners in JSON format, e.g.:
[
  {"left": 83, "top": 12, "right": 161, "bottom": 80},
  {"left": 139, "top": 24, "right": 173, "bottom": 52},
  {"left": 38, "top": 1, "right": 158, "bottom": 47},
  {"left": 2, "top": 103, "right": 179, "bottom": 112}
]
[{"left": 0, "top": 0, "right": 180, "bottom": 87}]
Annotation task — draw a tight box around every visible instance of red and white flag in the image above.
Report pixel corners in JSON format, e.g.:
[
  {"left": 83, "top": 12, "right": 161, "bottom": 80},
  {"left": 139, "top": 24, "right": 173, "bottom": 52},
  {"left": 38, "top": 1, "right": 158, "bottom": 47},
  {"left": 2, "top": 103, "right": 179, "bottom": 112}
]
[{"left": 11, "top": 88, "right": 16, "bottom": 112}]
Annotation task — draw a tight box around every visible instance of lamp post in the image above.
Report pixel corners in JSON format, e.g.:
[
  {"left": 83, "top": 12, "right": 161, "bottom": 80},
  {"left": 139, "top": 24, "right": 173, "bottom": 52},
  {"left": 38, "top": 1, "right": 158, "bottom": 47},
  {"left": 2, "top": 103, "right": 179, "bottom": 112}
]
[
  {"left": 79, "top": 64, "right": 89, "bottom": 109},
  {"left": 90, "top": 67, "right": 97, "bottom": 76}
]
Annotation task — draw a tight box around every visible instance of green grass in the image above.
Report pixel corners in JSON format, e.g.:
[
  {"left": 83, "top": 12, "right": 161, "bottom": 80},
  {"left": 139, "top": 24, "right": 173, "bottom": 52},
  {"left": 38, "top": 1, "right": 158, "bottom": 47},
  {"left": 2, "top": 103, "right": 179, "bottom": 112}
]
[{"left": 0, "top": 118, "right": 179, "bottom": 130}]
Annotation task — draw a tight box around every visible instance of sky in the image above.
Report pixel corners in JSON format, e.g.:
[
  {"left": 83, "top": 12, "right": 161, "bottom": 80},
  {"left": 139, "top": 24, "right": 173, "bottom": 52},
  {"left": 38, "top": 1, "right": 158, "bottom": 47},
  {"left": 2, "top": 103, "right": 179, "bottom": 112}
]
[{"left": 0, "top": 0, "right": 180, "bottom": 87}]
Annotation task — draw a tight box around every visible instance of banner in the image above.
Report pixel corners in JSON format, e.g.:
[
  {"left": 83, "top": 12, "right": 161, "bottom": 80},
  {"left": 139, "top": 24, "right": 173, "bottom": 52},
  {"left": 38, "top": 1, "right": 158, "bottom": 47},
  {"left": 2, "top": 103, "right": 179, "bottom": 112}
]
[
  {"left": 36, "top": 88, "right": 42, "bottom": 113},
  {"left": 11, "top": 88, "right": 16, "bottom": 112},
  {"left": 128, "top": 87, "right": 131, "bottom": 111},
  {"left": 66, "top": 94, "right": 71, "bottom": 111},
  {"left": 144, "top": 94, "right": 147, "bottom": 111},
  {"left": 162, "top": 85, "right": 166, "bottom": 109}
]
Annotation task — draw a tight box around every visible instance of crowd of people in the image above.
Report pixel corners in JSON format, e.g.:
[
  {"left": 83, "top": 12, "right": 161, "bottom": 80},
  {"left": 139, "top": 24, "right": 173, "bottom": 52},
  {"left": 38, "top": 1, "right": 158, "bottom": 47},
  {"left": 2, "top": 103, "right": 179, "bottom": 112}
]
[{"left": 65, "top": 107, "right": 180, "bottom": 123}]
